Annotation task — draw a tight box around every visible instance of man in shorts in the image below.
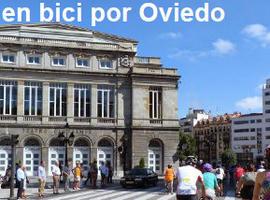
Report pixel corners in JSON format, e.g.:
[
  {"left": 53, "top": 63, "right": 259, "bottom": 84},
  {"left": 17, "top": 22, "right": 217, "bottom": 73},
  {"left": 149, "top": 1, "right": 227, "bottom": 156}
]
[{"left": 175, "top": 156, "right": 206, "bottom": 200}]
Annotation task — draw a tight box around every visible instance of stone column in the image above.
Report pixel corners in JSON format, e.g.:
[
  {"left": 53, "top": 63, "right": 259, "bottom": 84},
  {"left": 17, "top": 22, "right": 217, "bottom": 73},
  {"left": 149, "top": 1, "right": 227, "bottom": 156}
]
[
  {"left": 17, "top": 80, "right": 24, "bottom": 122},
  {"left": 42, "top": 82, "right": 49, "bottom": 123},
  {"left": 67, "top": 83, "right": 74, "bottom": 123},
  {"left": 91, "top": 84, "right": 97, "bottom": 125}
]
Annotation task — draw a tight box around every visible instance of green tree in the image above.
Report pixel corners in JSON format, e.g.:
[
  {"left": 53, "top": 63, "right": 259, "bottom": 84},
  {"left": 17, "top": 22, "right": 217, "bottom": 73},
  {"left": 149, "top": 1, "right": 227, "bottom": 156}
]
[
  {"left": 177, "top": 132, "right": 197, "bottom": 164},
  {"left": 139, "top": 158, "right": 145, "bottom": 168},
  {"left": 221, "top": 149, "right": 237, "bottom": 168}
]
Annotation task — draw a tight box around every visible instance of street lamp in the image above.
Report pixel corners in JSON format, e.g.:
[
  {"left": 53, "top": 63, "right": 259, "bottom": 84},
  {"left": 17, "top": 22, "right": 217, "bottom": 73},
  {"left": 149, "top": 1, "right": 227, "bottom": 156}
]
[
  {"left": 58, "top": 123, "right": 75, "bottom": 165},
  {"left": 5, "top": 127, "right": 19, "bottom": 200}
]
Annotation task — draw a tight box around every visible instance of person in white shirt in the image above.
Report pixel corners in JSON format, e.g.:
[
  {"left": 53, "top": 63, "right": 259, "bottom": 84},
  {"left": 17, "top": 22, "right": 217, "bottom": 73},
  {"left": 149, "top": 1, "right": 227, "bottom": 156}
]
[
  {"left": 215, "top": 164, "right": 225, "bottom": 196},
  {"left": 38, "top": 160, "right": 46, "bottom": 197},
  {"left": 16, "top": 164, "right": 26, "bottom": 199},
  {"left": 175, "top": 156, "right": 205, "bottom": 200},
  {"left": 51, "top": 160, "right": 61, "bottom": 194}
]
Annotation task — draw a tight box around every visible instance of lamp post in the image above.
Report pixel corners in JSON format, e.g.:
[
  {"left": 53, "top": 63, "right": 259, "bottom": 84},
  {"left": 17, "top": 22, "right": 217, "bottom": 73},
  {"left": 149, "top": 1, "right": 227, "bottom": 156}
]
[
  {"left": 5, "top": 128, "right": 19, "bottom": 200},
  {"left": 58, "top": 123, "right": 75, "bottom": 166}
]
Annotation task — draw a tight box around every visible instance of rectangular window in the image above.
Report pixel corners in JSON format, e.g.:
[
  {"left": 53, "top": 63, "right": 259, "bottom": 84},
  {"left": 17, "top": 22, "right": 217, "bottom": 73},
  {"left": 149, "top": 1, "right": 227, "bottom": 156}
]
[
  {"left": 234, "top": 129, "right": 249, "bottom": 133},
  {"left": 24, "top": 82, "right": 42, "bottom": 116},
  {"left": 76, "top": 58, "right": 89, "bottom": 68},
  {"left": 99, "top": 59, "right": 113, "bottom": 69},
  {"left": 233, "top": 120, "right": 249, "bottom": 125},
  {"left": 52, "top": 57, "right": 66, "bottom": 67},
  {"left": 49, "top": 83, "right": 67, "bottom": 116},
  {"left": 149, "top": 87, "right": 162, "bottom": 119},
  {"left": 0, "top": 80, "right": 17, "bottom": 115},
  {"left": 74, "top": 84, "right": 90, "bottom": 117},
  {"left": 27, "top": 55, "right": 41, "bottom": 65},
  {"left": 2, "top": 54, "right": 15, "bottom": 64},
  {"left": 97, "top": 85, "right": 114, "bottom": 118}
]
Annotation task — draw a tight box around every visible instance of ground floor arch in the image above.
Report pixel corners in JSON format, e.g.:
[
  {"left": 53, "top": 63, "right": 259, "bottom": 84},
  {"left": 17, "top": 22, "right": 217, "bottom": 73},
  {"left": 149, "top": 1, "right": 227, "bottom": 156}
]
[
  {"left": 148, "top": 139, "right": 164, "bottom": 174},
  {"left": 73, "top": 137, "right": 91, "bottom": 176},
  {"left": 97, "top": 138, "right": 114, "bottom": 173},
  {"left": 23, "top": 137, "right": 41, "bottom": 176},
  {"left": 48, "top": 138, "right": 65, "bottom": 175}
]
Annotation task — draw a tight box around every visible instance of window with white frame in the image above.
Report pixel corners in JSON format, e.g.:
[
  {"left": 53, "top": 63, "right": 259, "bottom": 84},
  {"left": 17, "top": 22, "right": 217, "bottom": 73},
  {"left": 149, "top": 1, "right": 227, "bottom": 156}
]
[
  {"left": 0, "top": 80, "right": 17, "bottom": 115},
  {"left": 97, "top": 85, "right": 114, "bottom": 118},
  {"left": 52, "top": 57, "right": 66, "bottom": 67},
  {"left": 149, "top": 87, "right": 162, "bottom": 119},
  {"left": 2, "top": 53, "right": 16, "bottom": 64},
  {"left": 49, "top": 83, "right": 67, "bottom": 116},
  {"left": 99, "top": 58, "right": 113, "bottom": 69},
  {"left": 27, "top": 55, "right": 41, "bottom": 65},
  {"left": 74, "top": 84, "right": 90, "bottom": 117},
  {"left": 24, "top": 82, "right": 42, "bottom": 116},
  {"left": 76, "top": 58, "right": 89, "bottom": 68}
]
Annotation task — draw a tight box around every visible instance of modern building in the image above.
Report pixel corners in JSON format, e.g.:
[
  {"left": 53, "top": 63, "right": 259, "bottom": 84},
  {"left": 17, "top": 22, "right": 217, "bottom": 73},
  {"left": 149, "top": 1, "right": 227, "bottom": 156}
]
[
  {"left": 231, "top": 113, "right": 263, "bottom": 163},
  {"left": 179, "top": 108, "right": 210, "bottom": 135},
  {"left": 0, "top": 23, "right": 180, "bottom": 177},
  {"left": 194, "top": 113, "right": 240, "bottom": 163}
]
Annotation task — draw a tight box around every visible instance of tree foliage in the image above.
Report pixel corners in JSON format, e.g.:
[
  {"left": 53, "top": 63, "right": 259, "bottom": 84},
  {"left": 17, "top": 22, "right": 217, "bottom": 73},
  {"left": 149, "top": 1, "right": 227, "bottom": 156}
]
[
  {"left": 221, "top": 149, "right": 237, "bottom": 168},
  {"left": 177, "top": 132, "right": 197, "bottom": 163},
  {"left": 139, "top": 158, "right": 145, "bottom": 168}
]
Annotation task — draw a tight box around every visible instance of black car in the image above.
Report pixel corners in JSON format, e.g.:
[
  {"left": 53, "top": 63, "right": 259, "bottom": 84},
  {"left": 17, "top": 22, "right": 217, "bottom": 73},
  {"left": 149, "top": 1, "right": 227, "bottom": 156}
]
[{"left": 120, "top": 168, "right": 158, "bottom": 188}]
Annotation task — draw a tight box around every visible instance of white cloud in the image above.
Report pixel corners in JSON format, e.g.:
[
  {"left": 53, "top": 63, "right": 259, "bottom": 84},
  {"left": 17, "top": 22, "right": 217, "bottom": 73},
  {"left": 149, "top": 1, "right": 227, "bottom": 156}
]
[
  {"left": 235, "top": 96, "right": 262, "bottom": 111},
  {"left": 168, "top": 38, "right": 235, "bottom": 61},
  {"left": 158, "top": 32, "right": 182, "bottom": 39},
  {"left": 212, "top": 39, "right": 236, "bottom": 54},
  {"left": 243, "top": 24, "right": 270, "bottom": 47}
]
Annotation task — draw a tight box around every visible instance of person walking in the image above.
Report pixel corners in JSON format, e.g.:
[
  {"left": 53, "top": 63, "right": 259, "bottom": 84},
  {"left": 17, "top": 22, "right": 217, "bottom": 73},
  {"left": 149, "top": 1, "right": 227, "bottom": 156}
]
[
  {"left": 63, "top": 161, "right": 72, "bottom": 192},
  {"left": 202, "top": 163, "right": 220, "bottom": 199},
  {"left": 21, "top": 165, "right": 29, "bottom": 199},
  {"left": 164, "top": 164, "right": 175, "bottom": 194},
  {"left": 90, "top": 160, "right": 98, "bottom": 188},
  {"left": 107, "top": 161, "right": 113, "bottom": 184},
  {"left": 72, "top": 162, "right": 81, "bottom": 190},
  {"left": 38, "top": 160, "right": 46, "bottom": 198},
  {"left": 253, "top": 145, "right": 270, "bottom": 200},
  {"left": 215, "top": 164, "right": 225, "bottom": 196},
  {"left": 84, "top": 162, "right": 92, "bottom": 186},
  {"left": 235, "top": 163, "right": 245, "bottom": 185},
  {"left": 51, "top": 160, "right": 61, "bottom": 194},
  {"left": 99, "top": 161, "right": 108, "bottom": 188},
  {"left": 236, "top": 163, "right": 257, "bottom": 200},
  {"left": 16, "top": 164, "right": 25, "bottom": 199},
  {"left": 175, "top": 156, "right": 206, "bottom": 200}
]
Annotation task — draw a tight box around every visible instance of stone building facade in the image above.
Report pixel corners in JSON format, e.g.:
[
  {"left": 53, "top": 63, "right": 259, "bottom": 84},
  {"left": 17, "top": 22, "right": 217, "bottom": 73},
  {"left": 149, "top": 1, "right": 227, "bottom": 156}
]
[
  {"left": 193, "top": 113, "right": 240, "bottom": 163},
  {"left": 0, "top": 23, "right": 180, "bottom": 177}
]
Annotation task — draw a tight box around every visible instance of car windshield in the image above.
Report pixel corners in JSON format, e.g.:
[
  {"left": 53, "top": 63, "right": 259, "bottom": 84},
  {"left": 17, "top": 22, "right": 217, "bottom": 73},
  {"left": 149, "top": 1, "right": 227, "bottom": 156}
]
[{"left": 129, "top": 168, "right": 147, "bottom": 175}]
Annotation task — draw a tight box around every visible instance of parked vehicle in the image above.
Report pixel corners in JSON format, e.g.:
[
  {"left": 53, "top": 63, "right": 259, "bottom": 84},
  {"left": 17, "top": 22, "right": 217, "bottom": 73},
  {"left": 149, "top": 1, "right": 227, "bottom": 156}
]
[{"left": 120, "top": 168, "right": 158, "bottom": 188}]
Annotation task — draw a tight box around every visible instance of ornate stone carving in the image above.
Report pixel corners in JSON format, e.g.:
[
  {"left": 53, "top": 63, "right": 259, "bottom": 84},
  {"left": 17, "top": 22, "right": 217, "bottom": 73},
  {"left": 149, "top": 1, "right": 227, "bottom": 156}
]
[{"left": 118, "top": 55, "right": 131, "bottom": 67}]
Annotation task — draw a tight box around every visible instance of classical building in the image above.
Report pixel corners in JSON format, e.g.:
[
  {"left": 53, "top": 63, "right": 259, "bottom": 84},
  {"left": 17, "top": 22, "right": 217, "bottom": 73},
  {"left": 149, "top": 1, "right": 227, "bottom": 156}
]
[
  {"left": 0, "top": 23, "right": 180, "bottom": 177},
  {"left": 194, "top": 113, "right": 240, "bottom": 163},
  {"left": 180, "top": 108, "right": 210, "bottom": 135}
]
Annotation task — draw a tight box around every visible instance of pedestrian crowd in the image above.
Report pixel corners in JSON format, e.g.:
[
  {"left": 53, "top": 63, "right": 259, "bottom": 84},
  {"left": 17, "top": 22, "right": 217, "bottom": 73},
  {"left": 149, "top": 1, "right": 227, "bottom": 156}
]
[{"left": 7, "top": 159, "right": 113, "bottom": 199}]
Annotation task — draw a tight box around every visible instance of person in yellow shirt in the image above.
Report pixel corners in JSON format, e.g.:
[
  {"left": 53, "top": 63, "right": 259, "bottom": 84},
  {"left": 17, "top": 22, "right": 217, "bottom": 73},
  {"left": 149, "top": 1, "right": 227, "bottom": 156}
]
[
  {"left": 164, "top": 164, "right": 175, "bottom": 194},
  {"left": 72, "top": 162, "right": 81, "bottom": 190}
]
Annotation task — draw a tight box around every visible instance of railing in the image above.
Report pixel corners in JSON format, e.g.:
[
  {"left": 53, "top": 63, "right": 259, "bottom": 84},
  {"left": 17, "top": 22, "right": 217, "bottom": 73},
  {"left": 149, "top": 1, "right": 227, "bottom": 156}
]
[
  {"left": 97, "top": 118, "right": 116, "bottom": 124},
  {"left": 134, "top": 57, "right": 161, "bottom": 65},
  {"left": 48, "top": 116, "right": 67, "bottom": 122},
  {"left": 0, "top": 36, "right": 136, "bottom": 52},
  {"left": 74, "top": 117, "right": 91, "bottom": 123},
  {"left": 132, "top": 66, "right": 178, "bottom": 76},
  {"left": 0, "top": 115, "right": 17, "bottom": 121},
  {"left": 23, "top": 116, "right": 42, "bottom": 121}
]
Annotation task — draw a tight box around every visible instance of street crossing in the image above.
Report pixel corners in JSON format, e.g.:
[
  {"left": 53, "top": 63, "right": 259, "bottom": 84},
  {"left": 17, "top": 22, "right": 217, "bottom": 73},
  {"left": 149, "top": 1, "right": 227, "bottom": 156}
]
[{"left": 45, "top": 185, "right": 176, "bottom": 200}]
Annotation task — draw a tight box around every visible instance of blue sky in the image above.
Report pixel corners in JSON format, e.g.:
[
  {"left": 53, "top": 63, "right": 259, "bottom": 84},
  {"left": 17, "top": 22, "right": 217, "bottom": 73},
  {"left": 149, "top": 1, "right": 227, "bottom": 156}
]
[{"left": 1, "top": 0, "right": 269, "bottom": 117}]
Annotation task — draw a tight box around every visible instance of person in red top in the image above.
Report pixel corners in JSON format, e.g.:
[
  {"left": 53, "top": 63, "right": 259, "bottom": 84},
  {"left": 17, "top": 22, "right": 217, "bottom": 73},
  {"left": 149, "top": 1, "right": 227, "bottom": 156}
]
[{"left": 235, "top": 163, "right": 245, "bottom": 185}]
